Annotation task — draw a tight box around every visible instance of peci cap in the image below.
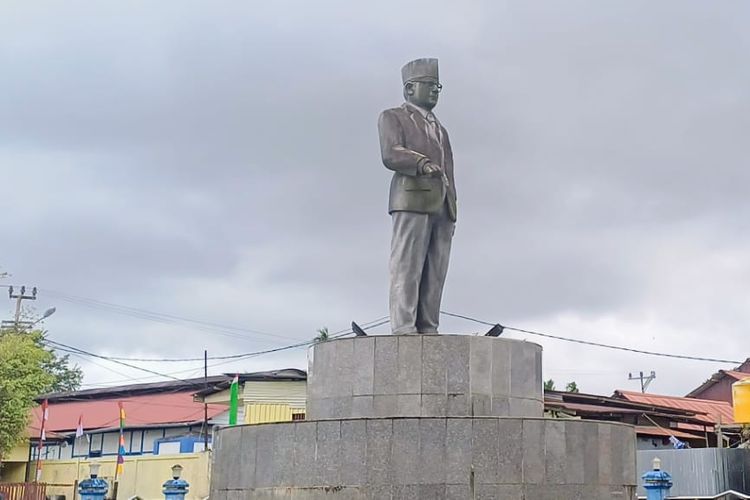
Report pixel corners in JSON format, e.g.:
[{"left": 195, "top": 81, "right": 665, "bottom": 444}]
[{"left": 401, "top": 58, "right": 439, "bottom": 84}]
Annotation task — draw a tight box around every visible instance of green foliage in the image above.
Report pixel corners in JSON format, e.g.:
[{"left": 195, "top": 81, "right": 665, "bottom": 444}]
[
  {"left": 2, "top": 327, "right": 83, "bottom": 393},
  {"left": 42, "top": 347, "right": 83, "bottom": 393},
  {"left": 565, "top": 381, "right": 580, "bottom": 393},
  {"left": 544, "top": 379, "right": 580, "bottom": 393},
  {"left": 0, "top": 332, "right": 56, "bottom": 458},
  {"left": 314, "top": 327, "right": 330, "bottom": 343}
]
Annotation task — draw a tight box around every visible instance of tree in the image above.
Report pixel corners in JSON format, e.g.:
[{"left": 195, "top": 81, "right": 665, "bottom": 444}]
[
  {"left": 544, "top": 379, "right": 580, "bottom": 393},
  {"left": 5, "top": 299, "right": 83, "bottom": 392},
  {"left": 0, "top": 332, "right": 55, "bottom": 458},
  {"left": 313, "top": 327, "right": 330, "bottom": 343},
  {"left": 565, "top": 381, "right": 580, "bottom": 393},
  {"left": 39, "top": 335, "right": 83, "bottom": 392},
  {"left": 2, "top": 327, "right": 82, "bottom": 393}
]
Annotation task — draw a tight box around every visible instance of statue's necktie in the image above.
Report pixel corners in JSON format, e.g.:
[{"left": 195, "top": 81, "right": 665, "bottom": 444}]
[
  {"left": 425, "top": 113, "right": 442, "bottom": 145},
  {"left": 426, "top": 113, "right": 448, "bottom": 188}
]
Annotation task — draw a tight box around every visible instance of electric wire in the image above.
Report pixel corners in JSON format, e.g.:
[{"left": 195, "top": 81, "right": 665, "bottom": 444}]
[
  {"left": 43, "top": 339, "right": 183, "bottom": 381},
  {"left": 100, "top": 316, "right": 390, "bottom": 362},
  {"left": 49, "top": 317, "right": 390, "bottom": 387},
  {"left": 440, "top": 310, "right": 742, "bottom": 364},
  {"left": 39, "top": 289, "right": 302, "bottom": 343}
]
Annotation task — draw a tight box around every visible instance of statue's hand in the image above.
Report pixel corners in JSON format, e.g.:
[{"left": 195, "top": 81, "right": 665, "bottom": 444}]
[{"left": 419, "top": 162, "right": 443, "bottom": 177}]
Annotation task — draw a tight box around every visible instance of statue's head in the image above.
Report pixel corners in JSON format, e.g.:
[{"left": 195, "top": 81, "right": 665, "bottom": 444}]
[{"left": 401, "top": 58, "right": 441, "bottom": 111}]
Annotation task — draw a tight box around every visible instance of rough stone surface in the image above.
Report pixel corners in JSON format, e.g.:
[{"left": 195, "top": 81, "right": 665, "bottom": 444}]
[
  {"left": 209, "top": 417, "right": 637, "bottom": 499},
  {"left": 306, "top": 335, "right": 543, "bottom": 420}
]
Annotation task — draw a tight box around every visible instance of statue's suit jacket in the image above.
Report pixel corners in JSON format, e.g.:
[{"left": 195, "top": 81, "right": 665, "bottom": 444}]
[{"left": 378, "top": 104, "right": 457, "bottom": 222}]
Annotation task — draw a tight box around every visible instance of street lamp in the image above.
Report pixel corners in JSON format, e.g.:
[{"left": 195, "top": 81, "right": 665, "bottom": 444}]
[
  {"left": 171, "top": 464, "right": 183, "bottom": 480},
  {"left": 30, "top": 307, "right": 56, "bottom": 327},
  {"left": 0, "top": 307, "right": 56, "bottom": 332},
  {"left": 164, "top": 464, "right": 189, "bottom": 499}
]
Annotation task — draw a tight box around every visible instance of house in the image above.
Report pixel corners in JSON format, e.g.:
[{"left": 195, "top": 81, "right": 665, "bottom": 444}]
[
  {"left": 0, "top": 370, "right": 308, "bottom": 498},
  {"left": 545, "top": 390, "right": 712, "bottom": 449},
  {"left": 685, "top": 358, "right": 750, "bottom": 403},
  {"left": 613, "top": 390, "right": 736, "bottom": 447},
  {"left": 194, "top": 368, "right": 307, "bottom": 424},
  {"left": 27, "top": 369, "right": 307, "bottom": 465},
  {"left": 28, "top": 376, "right": 230, "bottom": 466}
]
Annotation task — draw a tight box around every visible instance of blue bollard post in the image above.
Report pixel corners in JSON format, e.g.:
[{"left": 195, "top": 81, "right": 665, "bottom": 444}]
[
  {"left": 642, "top": 457, "right": 673, "bottom": 500},
  {"left": 163, "top": 464, "right": 189, "bottom": 500},
  {"left": 78, "top": 462, "right": 108, "bottom": 500}
]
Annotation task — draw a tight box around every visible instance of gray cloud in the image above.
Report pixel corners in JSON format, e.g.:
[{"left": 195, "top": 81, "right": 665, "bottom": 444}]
[{"left": 1, "top": 0, "right": 748, "bottom": 395}]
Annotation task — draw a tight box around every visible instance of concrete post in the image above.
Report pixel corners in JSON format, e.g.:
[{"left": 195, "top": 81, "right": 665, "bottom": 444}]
[
  {"left": 642, "top": 457, "right": 673, "bottom": 500},
  {"left": 77, "top": 463, "right": 108, "bottom": 500},
  {"left": 163, "top": 464, "right": 189, "bottom": 500}
]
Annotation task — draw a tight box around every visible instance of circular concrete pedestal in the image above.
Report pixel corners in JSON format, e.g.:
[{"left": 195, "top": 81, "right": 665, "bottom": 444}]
[
  {"left": 307, "top": 336, "right": 544, "bottom": 420},
  {"left": 210, "top": 335, "right": 637, "bottom": 499},
  {"left": 210, "top": 417, "right": 637, "bottom": 499}
]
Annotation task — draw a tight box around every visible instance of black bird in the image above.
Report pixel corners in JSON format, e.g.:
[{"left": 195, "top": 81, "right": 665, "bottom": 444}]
[
  {"left": 352, "top": 321, "right": 368, "bottom": 337},
  {"left": 484, "top": 324, "right": 504, "bottom": 337}
]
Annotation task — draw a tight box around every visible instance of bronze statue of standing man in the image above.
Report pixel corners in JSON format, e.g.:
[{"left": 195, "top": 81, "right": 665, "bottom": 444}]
[{"left": 378, "top": 58, "right": 457, "bottom": 335}]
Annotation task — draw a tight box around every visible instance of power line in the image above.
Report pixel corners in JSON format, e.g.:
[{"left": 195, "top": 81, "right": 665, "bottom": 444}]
[
  {"left": 43, "top": 339, "right": 183, "bottom": 381},
  {"left": 440, "top": 310, "right": 742, "bottom": 364},
  {"left": 39, "top": 289, "right": 302, "bottom": 343},
  {"left": 100, "top": 317, "right": 390, "bottom": 362},
  {"left": 51, "top": 317, "right": 390, "bottom": 387}
]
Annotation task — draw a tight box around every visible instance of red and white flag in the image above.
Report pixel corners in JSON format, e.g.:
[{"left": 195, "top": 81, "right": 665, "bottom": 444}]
[
  {"left": 35, "top": 399, "right": 49, "bottom": 482},
  {"left": 75, "top": 414, "right": 89, "bottom": 441},
  {"left": 39, "top": 400, "right": 49, "bottom": 442}
]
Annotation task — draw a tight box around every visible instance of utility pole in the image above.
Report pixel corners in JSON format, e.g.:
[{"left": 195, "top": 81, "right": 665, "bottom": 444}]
[
  {"left": 203, "top": 350, "right": 209, "bottom": 452},
  {"left": 628, "top": 370, "right": 656, "bottom": 393},
  {"left": 2, "top": 285, "right": 37, "bottom": 330}
]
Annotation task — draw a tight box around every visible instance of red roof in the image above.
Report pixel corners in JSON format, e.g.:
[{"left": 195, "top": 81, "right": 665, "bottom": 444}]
[
  {"left": 614, "top": 390, "right": 734, "bottom": 426},
  {"left": 634, "top": 426, "right": 703, "bottom": 440},
  {"left": 30, "top": 391, "right": 228, "bottom": 434},
  {"left": 724, "top": 371, "right": 750, "bottom": 382}
]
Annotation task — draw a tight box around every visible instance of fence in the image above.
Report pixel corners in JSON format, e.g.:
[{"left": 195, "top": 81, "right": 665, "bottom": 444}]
[
  {"left": 638, "top": 449, "right": 750, "bottom": 497},
  {"left": 0, "top": 483, "right": 47, "bottom": 500},
  {"left": 639, "top": 492, "right": 750, "bottom": 499},
  {"left": 40, "top": 451, "right": 209, "bottom": 499}
]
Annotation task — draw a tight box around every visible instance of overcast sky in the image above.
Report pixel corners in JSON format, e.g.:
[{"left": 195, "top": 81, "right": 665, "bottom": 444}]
[{"left": 1, "top": 1, "right": 748, "bottom": 396}]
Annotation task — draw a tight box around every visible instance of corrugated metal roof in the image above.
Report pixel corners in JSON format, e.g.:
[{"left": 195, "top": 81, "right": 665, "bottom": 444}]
[
  {"left": 614, "top": 390, "right": 734, "bottom": 425},
  {"left": 29, "top": 391, "right": 228, "bottom": 433},
  {"left": 725, "top": 370, "right": 750, "bottom": 381},
  {"left": 38, "top": 375, "right": 229, "bottom": 402},
  {"left": 685, "top": 366, "right": 750, "bottom": 399},
  {"left": 635, "top": 426, "right": 703, "bottom": 440},
  {"left": 193, "top": 369, "right": 307, "bottom": 398}
]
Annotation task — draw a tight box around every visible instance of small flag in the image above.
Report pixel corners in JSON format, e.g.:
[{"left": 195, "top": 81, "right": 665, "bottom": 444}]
[
  {"left": 115, "top": 402, "right": 126, "bottom": 478},
  {"left": 39, "top": 399, "right": 49, "bottom": 442},
  {"left": 75, "top": 414, "right": 89, "bottom": 442},
  {"left": 229, "top": 374, "right": 239, "bottom": 426},
  {"left": 36, "top": 399, "right": 49, "bottom": 482}
]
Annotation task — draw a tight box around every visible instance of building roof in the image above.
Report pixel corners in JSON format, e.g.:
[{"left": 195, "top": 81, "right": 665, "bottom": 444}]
[
  {"left": 613, "top": 390, "right": 734, "bottom": 426},
  {"left": 29, "top": 391, "right": 228, "bottom": 434},
  {"left": 39, "top": 369, "right": 307, "bottom": 403},
  {"left": 193, "top": 369, "right": 307, "bottom": 398},
  {"left": 38, "top": 375, "right": 230, "bottom": 403},
  {"left": 634, "top": 426, "right": 702, "bottom": 440},
  {"left": 685, "top": 359, "right": 750, "bottom": 399},
  {"left": 545, "top": 390, "right": 704, "bottom": 422}
]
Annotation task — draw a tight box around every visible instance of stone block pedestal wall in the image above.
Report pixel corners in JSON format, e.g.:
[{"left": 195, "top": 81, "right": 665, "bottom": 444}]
[
  {"left": 307, "top": 336, "right": 543, "bottom": 419},
  {"left": 210, "top": 336, "right": 637, "bottom": 499}
]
